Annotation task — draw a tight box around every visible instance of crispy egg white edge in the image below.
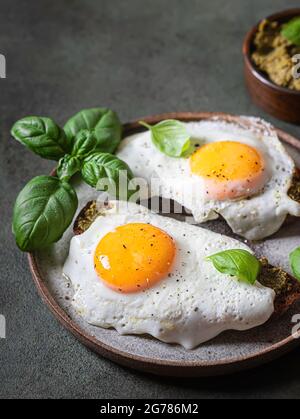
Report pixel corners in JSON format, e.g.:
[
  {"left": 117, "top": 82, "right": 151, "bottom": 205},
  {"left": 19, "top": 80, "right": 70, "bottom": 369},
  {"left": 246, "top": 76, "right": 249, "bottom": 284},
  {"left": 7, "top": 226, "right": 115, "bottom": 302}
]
[
  {"left": 63, "top": 200, "right": 275, "bottom": 349},
  {"left": 117, "top": 118, "right": 300, "bottom": 240}
]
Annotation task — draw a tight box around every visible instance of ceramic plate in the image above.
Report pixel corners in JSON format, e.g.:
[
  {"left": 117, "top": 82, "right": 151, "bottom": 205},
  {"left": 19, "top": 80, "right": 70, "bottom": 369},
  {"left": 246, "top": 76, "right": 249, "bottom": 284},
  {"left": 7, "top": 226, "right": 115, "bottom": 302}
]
[{"left": 28, "top": 113, "right": 300, "bottom": 377}]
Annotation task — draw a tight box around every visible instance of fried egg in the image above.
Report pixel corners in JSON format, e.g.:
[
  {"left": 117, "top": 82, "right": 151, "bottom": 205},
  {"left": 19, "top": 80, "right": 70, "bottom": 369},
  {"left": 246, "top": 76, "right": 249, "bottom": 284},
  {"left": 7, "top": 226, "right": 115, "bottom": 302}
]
[
  {"left": 63, "top": 201, "right": 275, "bottom": 349},
  {"left": 117, "top": 116, "right": 300, "bottom": 240}
]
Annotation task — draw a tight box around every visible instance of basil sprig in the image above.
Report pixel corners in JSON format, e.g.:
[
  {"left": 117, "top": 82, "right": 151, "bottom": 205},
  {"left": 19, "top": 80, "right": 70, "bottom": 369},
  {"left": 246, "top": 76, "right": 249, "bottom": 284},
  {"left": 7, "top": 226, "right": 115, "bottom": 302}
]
[
  {"left": 289, "top": 247, "right": 300, "bottom": 281},
  {"left": 206, "top": 249, "right": 261, "bottom": 285},
  {"left": 11, "top": 108, "right": 133, "bottom": 252},
  {"left": 139, "top": 119, "right": 191, "bottom": 158},
  {"left": 282, "top": 17, "right": 300, "bottom": 46}
]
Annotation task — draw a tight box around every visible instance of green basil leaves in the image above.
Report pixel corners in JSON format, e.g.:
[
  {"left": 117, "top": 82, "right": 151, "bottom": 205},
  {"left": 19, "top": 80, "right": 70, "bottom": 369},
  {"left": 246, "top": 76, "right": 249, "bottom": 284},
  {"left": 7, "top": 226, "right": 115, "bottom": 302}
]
[
  {"left": 12, "top": 176, "right": 78, "bottom": 251},
  {"left": 282, "top": 17, "right": 300, "bottom": 46},
  {"left": 81, "top": 153, "right": 134, "bottom": 199},
  {"left": 206, "top": 249, "right": 261, "bottom": 285},
  {"left": 11, "top": 107, "right": 129, "bottom": 252},
  {"left": 289, "top": 247, "right": 300, "bottom": 281},
  {"left": 64, "top": 108, "right": 122, "bottom": 154},
  {"left": 11, "top": 116, "right": 72, "bottom": 161},
  {"left": 139, "top": 120, "right": 191, "bottom": 158}
]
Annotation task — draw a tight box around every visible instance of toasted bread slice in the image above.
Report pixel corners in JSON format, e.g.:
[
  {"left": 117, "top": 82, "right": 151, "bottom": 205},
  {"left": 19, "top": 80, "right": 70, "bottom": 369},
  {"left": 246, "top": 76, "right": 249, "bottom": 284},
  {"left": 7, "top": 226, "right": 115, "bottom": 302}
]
[
  {"left": 73, "top": 200, "right": 104, "bottom": 236},
  {"left": 259, "top": 258, "right": 300, "bottom": 318},
  {"left": 288, "top": 168, "right": 300, "bottom": 204},
  {"left": 73, "top": 201, "right": 300, "bottom": 318}
]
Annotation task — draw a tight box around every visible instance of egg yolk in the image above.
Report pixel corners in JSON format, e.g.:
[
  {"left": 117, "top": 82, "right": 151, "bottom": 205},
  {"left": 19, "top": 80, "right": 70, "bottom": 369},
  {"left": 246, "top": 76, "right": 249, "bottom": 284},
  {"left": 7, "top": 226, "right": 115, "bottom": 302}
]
[
  {"left": 94, "top": 223, "right": 176, "bottom": 293},
  {"left": 190, "top": 141, "right": 266, "bottom": 200}
]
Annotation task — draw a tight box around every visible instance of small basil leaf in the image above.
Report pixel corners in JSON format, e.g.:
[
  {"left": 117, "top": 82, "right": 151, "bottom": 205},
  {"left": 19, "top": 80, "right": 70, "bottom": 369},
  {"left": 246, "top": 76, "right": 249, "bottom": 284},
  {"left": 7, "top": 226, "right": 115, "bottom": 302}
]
[
  {"left": 12, "top": 176, "right": 78, "bottom": 251},
  {"left": 206, "top": 249, "right": 261, "bottom": 285},
  {"left": 11, "top": 116, "right": 71, "bottom": 161},
  {"left": 71, "top": 130, "right": 97, "bottom": 157},
  {"left": 139, "top": 119, "right": 191, "bottom": 158},
  {"left": 64, "top": 108, "right": 122, "bottom": 154},
  {"left": 289, "top": 247, "right": 300, "bottom": 281},
  {"left": 57, "top": 155, "right": 82, "bottom": 182},
  {"left": 81, "top": 152, "right": 134, "bottom": 199},
  {"left": 282, "top": 17, "right": 300, "bottom": 46}
]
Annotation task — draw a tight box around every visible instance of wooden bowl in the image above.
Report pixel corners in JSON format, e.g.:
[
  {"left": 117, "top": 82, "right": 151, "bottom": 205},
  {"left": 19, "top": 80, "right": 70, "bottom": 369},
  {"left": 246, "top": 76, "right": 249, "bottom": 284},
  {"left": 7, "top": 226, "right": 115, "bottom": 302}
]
[{"left": 243, "top": 8, "right": 300, "bottom": 124}]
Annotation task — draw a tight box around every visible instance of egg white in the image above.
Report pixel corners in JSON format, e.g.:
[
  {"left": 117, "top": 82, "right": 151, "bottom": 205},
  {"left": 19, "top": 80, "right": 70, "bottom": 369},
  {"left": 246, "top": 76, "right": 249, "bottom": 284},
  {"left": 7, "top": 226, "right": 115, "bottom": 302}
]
[
  {"left": 63, "top": 201, "right": 275, "bottom": 349},
  {"left": 117, "top": 117, "right": 300, "bottom": 240}
]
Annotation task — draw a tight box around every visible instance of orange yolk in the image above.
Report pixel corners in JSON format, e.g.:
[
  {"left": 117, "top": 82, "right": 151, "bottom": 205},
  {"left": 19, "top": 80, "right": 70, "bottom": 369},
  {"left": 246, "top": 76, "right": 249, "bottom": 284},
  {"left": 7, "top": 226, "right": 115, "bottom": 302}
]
[
  {"left": 190, "top": 141, "right": 266, "bottom": 200},
  {"left": 94, "top": 223, "right": 176, "bottom": 293}
]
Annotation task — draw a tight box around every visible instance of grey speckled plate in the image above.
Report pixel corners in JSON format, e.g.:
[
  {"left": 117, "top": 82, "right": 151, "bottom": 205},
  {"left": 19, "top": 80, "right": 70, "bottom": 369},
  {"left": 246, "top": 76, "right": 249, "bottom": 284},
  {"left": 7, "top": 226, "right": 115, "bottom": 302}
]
[{"left": 28, "top": 113, "right": 300, "bottom": 377}]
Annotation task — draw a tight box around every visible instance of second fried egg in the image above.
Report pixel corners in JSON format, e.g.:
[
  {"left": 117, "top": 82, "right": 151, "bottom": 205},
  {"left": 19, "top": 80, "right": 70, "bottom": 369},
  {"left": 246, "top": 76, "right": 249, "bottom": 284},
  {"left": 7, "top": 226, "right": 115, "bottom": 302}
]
[{"left": 117, "top": 116, "right": 300, "bottom": 240}]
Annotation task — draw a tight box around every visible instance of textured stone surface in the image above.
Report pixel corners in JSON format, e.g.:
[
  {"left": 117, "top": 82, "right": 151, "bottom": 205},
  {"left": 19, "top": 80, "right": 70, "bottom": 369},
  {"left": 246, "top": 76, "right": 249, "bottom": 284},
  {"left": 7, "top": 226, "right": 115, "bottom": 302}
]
[{"left": 1, "top": 0, "right": 300, "bottom": 399}]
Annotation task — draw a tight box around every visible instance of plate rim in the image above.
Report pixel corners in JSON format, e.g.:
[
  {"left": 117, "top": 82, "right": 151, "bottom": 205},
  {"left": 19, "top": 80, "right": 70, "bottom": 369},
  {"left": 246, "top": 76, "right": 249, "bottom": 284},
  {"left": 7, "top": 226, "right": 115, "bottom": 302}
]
[{"left": 28, "top": 111, "right": 300, "bottom": 377}]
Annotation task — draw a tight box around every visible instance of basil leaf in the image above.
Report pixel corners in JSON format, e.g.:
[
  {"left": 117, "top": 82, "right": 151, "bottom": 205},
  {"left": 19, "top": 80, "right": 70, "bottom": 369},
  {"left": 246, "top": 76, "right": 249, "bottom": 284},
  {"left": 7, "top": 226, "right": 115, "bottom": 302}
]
[
  {"left": 289, "top": 247, "right": 300, "bottom": 281},
  {"left": 139, "top": 119, "right": 191, "bottom": 158},
  {"left": 11, "top": 116, "right": 71, "bottom": 161},
  {"left": 12, "top": 176, "right": 78, "bottom": 251},
  {"left": 81, "top": 152, "right": 134, "bottom": 199},
  {"left": 57, "top": 155, "right": 82, "bottom": 182},
  {"left": 282, "top": 17, "right": 300, "bottom": 46},
  {"left": 206, "top": 249, "right": 261, "bottom": 285},
  {"left": 64, "top": 108, "right": 122, "bottom": 154},
  {"left": 71, "top": 129, "right": 97, "bottom": 157}
]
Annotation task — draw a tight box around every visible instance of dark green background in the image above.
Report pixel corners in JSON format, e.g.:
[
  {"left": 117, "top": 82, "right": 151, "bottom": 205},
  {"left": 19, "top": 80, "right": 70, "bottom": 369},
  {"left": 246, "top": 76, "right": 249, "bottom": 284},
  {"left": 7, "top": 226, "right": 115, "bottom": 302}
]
[{"left": 1, "top": 0, "right": 300, "bottom": 399}]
